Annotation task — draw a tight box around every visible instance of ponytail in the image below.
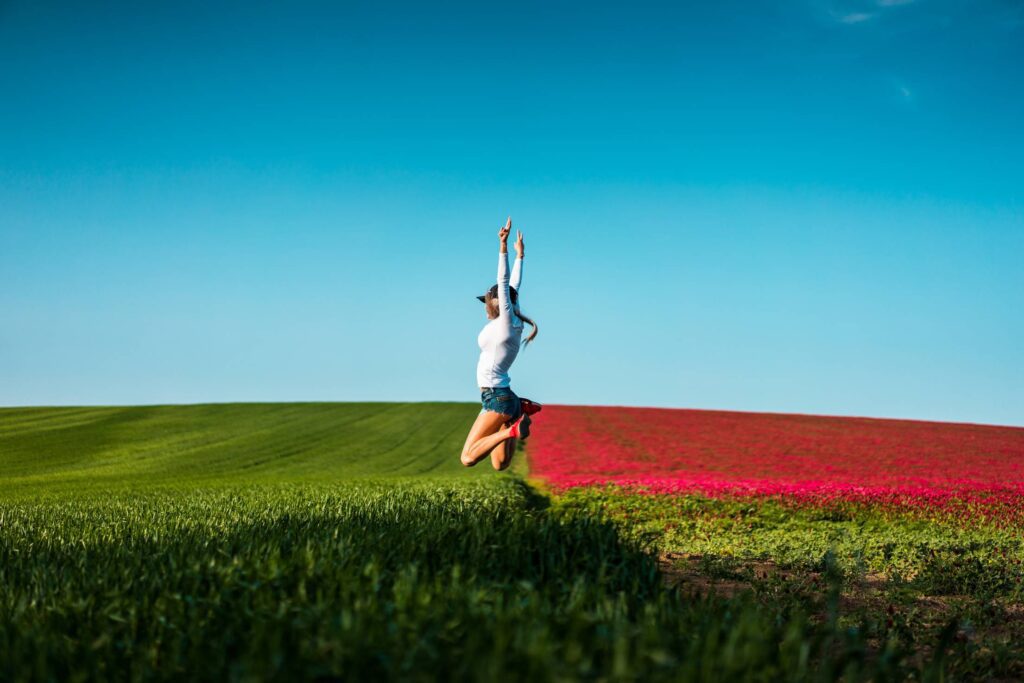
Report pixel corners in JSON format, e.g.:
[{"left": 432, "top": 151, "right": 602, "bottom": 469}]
[{"left": 516, "top": 309, "right": 539, "bottom": 346}]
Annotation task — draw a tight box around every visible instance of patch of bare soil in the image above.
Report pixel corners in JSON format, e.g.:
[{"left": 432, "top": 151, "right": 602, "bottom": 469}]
[
  {"left": 658, "top": 551, "right": 752, "bottom": 598},
  {"left": 658, "top": 552, "right": 1024, "bottom": 677}
]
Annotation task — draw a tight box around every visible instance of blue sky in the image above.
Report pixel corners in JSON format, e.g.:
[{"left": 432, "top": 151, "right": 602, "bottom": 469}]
[{"left": 1, "top": 0, "right": 1021, "bottom": 426}]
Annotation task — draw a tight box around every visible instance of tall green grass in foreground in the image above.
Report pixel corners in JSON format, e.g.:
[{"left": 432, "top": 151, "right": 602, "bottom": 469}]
[
  {"left": 0, "top": 404, "right": 958, "bottom": 681},
  {"left": 556, "top": 488, "right": 1024, "bottom": 680}
]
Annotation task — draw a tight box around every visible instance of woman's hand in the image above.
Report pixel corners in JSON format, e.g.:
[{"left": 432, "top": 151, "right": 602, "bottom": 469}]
[
  {"left": 498, "top": 216, "right": 511, "bottom": 244},
  {"left": 514, "top": 230, "right": 524, "bottom": 258}
]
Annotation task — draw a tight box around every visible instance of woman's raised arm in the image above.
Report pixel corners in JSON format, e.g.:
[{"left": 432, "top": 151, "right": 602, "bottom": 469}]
[
  {"left": 496, "top": 217, "right": 514, "bottom": 320},
  {"left": 510, "top": 229, "right": 524, "bottom": 293}
]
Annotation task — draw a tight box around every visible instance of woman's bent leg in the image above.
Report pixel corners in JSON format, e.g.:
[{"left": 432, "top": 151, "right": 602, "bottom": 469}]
[
  {"left": 461, "top": 410, "right": 516, "bottom": 467},
  {"left": 490, "top": 431, "right": 517, "bottom": 470}
]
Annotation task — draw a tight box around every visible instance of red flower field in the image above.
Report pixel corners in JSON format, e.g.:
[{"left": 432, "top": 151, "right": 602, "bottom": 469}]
[{"left": 528, "top": 406, "right": 1024, "bottom": 524}]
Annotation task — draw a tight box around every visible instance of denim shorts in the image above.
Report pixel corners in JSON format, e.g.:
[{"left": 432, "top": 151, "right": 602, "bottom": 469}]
[{"left": 480, "top": 386, "right": 522, "bottom": 420}]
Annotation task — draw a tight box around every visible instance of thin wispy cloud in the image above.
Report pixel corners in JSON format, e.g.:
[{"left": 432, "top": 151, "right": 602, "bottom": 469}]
[
  {"left": 886, "top": 75, "right": 916, "bottom": 104},
  {"left": 838, "top": 11, "right": 876, "bottom": 23},
  {"left": 822, "top": 0, "right": 920, "bottom": 26}
]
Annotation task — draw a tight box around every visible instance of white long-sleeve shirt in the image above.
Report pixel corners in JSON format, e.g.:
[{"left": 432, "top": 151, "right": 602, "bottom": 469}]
[{"left": 476, "top": 251, "right": 524, "bottom": 388}]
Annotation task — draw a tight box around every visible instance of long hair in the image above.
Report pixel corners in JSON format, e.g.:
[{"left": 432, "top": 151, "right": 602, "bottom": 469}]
[
  {"left": 516, "top": 308, "right": 539, "bottom": 346},
  {"left": 485, "top": 294, "right": 539, "bottom": 346}
]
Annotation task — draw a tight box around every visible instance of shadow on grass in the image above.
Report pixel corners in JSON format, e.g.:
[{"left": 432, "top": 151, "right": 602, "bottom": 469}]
[{"left": 0, "top": 479, "right": 963, "bottom": 681}]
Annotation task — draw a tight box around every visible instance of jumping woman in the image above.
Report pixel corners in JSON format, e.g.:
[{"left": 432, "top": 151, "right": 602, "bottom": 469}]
[{"left": 460, "top": 216, "right": 541, "bottom": 470}]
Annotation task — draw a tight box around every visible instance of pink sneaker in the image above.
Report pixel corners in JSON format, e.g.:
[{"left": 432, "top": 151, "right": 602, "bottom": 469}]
[
  {"left": 509, "top": 413, "right": 532, "bottom": 439},
  {"left": 519, "top": 398, "right": 543, "bottom": 416}
]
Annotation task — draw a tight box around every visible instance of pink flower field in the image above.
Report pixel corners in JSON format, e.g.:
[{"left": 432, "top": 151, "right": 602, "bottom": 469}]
[{"left": 528, "top": 406, "right": 1024, "bottom": 525}]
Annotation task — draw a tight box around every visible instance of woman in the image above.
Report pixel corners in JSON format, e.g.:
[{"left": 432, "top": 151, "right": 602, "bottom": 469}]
[{"left": 460, "top": 216, "right": 541, "bottom": 471}]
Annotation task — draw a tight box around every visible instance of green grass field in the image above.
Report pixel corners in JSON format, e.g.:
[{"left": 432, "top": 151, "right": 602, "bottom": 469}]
[
  {"left": 0, "top": 403, "right": 1001, "bottom": 681},
  {"left": 0, "top": 403, "right": 481, "bottom": 492}
]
